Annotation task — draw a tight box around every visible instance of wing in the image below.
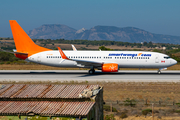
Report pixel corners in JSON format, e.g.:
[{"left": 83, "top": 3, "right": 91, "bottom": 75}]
[{"left": 58, "top": 47, "right": 102, "bottom": 67}]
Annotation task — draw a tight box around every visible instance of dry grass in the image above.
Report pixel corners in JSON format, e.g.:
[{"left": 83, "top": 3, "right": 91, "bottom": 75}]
[
  {"left": 47, "top": 43, "right": 158, "bottom": 51},
  {"left": 102, "top": 82, "right": 180, "bottom": 102},
  {"left": 102, "top": 82, "right": 180, "bottom": 119},
  {"left": 114, "top": 116, "right": 180, "bottom": 120},
  {"left": 167, "top": 64, "right": 180, "bottom": 70},
  {"left": 0, "top": 64, "right": 87, "bottom": 70}
]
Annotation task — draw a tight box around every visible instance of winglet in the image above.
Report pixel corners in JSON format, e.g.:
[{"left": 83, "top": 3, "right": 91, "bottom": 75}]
[{"left": 58, "top": 47, "right": 69, "bottom": 60}]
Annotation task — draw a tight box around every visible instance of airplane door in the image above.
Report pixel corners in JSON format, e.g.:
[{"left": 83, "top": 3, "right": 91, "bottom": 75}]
[{"left": 155, "top": 54, "right": 159, "bottom": 63}]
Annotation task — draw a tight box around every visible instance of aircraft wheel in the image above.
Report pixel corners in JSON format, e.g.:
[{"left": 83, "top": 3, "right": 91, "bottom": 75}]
[
  {"left": 157, "top": 70, "right": 161, "bottom": 74},
  {"left": 89, "top": 69, "right": 95, "bottom": 74}
]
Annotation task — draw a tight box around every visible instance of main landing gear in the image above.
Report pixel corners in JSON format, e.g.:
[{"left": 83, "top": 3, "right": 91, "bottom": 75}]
[{"left": 88, "top": 69, "right": 95, "bottom": 74}]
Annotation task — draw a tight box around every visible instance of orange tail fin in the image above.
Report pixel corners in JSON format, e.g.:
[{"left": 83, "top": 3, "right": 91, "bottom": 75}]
[{"left": 9, "top": 20, "right": 51, "bottom": 56}]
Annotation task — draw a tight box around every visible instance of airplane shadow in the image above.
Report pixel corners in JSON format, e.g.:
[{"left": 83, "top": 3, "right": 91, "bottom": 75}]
[
  {"left": 79, "top": 71, "right": 180, "bottom": 77},
  {"left": 0, "top": 71, "right": 179, "bottom": 77}
]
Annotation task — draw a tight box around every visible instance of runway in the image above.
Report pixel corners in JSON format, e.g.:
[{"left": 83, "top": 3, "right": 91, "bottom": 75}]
[{"left": 0, "top": 70, "right": 180, "bottom": 82}]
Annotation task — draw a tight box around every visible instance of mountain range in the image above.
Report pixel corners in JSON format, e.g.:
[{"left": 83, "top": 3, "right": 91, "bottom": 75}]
[{"left": 28, "top": 24, "right": 180, "bottom": 44}]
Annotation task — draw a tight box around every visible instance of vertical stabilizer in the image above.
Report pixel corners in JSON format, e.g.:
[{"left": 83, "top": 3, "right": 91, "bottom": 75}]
[{"left": 9, "top": 20, "right": 51, "bottom": 56}]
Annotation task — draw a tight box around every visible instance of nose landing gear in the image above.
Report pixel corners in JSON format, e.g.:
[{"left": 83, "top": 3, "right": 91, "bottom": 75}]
[
  {"left": 157, "top": 68, "right": 167, "bottom": 74},
  {"left": 157, "top": 70, "right": 161, "bottom": 74}
]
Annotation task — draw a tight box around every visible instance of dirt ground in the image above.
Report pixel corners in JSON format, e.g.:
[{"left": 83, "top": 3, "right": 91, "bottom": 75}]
[{"left": 102, "top": 82, "right": 180, "bottom": 119}]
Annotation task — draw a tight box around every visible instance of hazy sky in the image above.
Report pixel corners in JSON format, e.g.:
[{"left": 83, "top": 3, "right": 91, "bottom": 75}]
[{"left": 1, "top": 0, "right": 180, "bottom": 37}]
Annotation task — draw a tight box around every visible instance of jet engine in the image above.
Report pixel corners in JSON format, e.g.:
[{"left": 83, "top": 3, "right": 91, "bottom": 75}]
[{"left": 102, "top": 63, "right": 119, "bottom": 72}]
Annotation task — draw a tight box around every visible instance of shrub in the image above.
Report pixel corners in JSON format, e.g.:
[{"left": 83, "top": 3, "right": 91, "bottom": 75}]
[
  {"left": 175, "top": 103, "right": 180, "bottom": 107},
  {"left": 120, "top": 112, "right": 128, "bottom": 119},
  {"left": 103, "top": 105, "right": 117, "bottom": 112},
  {"left": 123, "top": 98, "right": 136, "bottom": 107},
  {"left": 175, "top": 110, "right": 180, "bottom": 113},
  {"left": 104, "top": 114, "right": 115, "bottom": 120},
  {"left": 6, "top": 61, "right": 10, "bottom": 64},
  {"left": 142, "top": 109, "right": 152, "bottom": 116}
]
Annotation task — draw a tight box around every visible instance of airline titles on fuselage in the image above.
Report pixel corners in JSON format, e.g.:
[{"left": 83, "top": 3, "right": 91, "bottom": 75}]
[{"left": 109, "top": 53, "right": 151, "bottom": 57}]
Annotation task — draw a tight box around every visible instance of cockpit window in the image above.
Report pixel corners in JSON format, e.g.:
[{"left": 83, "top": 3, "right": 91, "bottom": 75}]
[{"left": 164, "top": 56, "right": 171, "bottom": 59}]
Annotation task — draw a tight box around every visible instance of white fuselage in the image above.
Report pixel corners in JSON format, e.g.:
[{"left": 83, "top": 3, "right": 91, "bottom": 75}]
[{"left": 26, "top": 50, "right": 177, "bottom": 69}]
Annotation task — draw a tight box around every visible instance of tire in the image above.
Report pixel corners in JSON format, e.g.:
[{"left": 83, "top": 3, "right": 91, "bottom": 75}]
[
  {"left": 158, "top": 70, "right": 161, "bottom": 74},
  {"left": 89, "top": 69, "right": 95, "bottom": 74}
]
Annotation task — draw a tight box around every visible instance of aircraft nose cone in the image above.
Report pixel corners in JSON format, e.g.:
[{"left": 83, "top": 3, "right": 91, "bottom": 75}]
[{"left": 171, "top": 59, "right": 177, "bottom": 65}]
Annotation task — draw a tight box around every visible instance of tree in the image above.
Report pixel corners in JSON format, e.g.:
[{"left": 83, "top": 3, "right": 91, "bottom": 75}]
[{"left": 99, "top": 46, "right": 113, "bottom": 51}]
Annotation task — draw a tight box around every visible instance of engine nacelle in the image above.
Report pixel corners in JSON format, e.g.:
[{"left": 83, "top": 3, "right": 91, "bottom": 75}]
[{"left": 102, "top": 63, "right": 119, "bottom": 72}]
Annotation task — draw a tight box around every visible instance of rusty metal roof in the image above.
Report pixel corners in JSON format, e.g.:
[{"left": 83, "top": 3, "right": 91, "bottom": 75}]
[
  {"left": 0, "top": 101, "right": 95, "bottom": 116},
  {"left": 0, "top": 84, "right": 99, "bottom": 99}
]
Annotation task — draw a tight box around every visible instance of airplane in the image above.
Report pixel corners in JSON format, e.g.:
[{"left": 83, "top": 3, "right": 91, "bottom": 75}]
[{"left": 9, "top": 20, "right": 177, "bottom": 74}]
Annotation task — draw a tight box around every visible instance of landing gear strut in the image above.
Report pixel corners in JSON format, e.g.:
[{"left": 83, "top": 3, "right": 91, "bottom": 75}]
[
  {"left": 157, "top": 69, "right": 161, "bottom": 74},
  {"left": 88, "top": 69, "right": 95, "bottom": 74}
]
